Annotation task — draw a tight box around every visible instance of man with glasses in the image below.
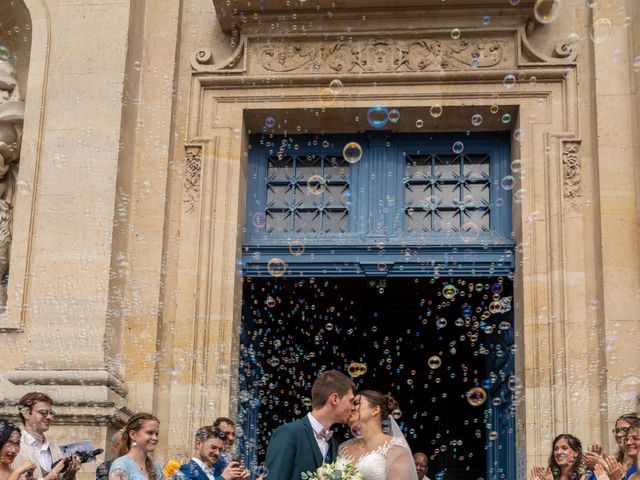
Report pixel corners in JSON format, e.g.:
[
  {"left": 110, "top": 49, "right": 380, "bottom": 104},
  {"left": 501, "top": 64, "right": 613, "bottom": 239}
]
[
  {"left": 11, "top": 392, "right": 81, "bottom": 480},
  {"left": 180, "top": 426, "right": 247, "bottom": 480}
]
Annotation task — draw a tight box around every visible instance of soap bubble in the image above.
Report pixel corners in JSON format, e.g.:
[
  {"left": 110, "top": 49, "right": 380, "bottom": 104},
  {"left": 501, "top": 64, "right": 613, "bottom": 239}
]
[
  {"left": 252, "top": 212, "right": 266, "bottom": 228},
  {"left": 0, "top": 45, "right": 9, "bottom": 61},
  {"left": 381, "top": 419, "right": 391, "bottom": 434},
  {"left": 265, "top": 116, "right": 276, "bottom": 128},
  {"left": 351, "top": 421, "right": 365, "bottom": 438},
  {"left": 633, "top": 56, "right": 640, "bottom": 73},
  {"left": 482, "top": 15, "right": 491, "bottom": 25},
  {"left": 460, "top": 222, "right": 481, "bottom": 243},
  {"left": 428, "top": 356, "right": 442, "bottom": 369},
  {"left": 347, "top": 362, "right": 367, "bottom": 377},
  {"left": 534, "top": 0, "right": 561, "bottom": 24},
  {"left": 307, "top": 175, "right": 327, "bottom": 195},
  {"left": 16, "top": 180, "right": 31, "bottom": 195},
  {"left": 503, "top": 74, "right": 516, "bottom": 89},
  {"left": 265, "top": 296, "right": 276, "bottom": 308},
  {"left": 253, "top": 465, "right": 269, "bottom": 477},
  {"left": 430, "top": 105, "right": 443, "bottom": 118},
  {"left": 489, "top": 431, "right": 499, "bottom": 441},
  {"left": 452, "top": 141, "right": 464, "bottom": 154},
  {"left": 591, "top": 18, "right": 612, "bottom": 44},
  {"left": 501, "top": 113, "right": 512, "bottom": 124},
  {"left": 490, "top": 104, "right": 500, "bottom": 114},
  {"left": 416, "top": 119, "right": 424, "bottom": 128},
  {"left": 368, "top": 105, "right": 389, "bottom": 128},
  {"left": 288, "top": 240, "right": 305, "bottom": 256},
  {"left": 618, "top": 377, "right": 640, "bottom": 401},
  {"left": 267, "top": 258, "right": 287, "bottom": 277},
  {"left": 343, "top": 142, "right": 363, "bottom": 164},
  {"left": 388, "top": 109, "right": 401, "bottom": 123},
  {"left": 466, "top": 387, "right": 487, "bottom": 406},
  {"left": 471, "top": 114, "right": 483, "bottom": 127},
  {"left": 451, "top": 28, "right": 461, "bottom": 40},
  {"left": 436, "top": 318, "right": 447, "bottom": 329},
  {"left": 391, "top": 408, "right": 402, "bottom": 419},
  {"left": 329, "top": 78, "right": 343, "bottom": 93},
  {"left": 319, "top": 87, "right": 337, "bottom": 107},
  {"left": 442, "top": 284, "right": 457, "bottom": 299}
]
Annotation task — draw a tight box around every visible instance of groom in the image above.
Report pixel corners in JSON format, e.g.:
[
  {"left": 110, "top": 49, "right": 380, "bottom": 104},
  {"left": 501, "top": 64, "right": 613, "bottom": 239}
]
[{"left": 265, "top": 370, "right": 356, "bottom": 480}]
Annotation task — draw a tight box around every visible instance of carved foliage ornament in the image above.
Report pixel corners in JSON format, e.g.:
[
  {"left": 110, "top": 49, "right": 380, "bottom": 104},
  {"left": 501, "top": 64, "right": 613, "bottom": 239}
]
[
  {"left": 257, "top": 37, "right": 509, "bottom": 74},
  {"left": 184, "top": 147, "right": 202, "bottom": 214},
  {"left": 562, "top": 141, "right": 581, "bottom": 210}
]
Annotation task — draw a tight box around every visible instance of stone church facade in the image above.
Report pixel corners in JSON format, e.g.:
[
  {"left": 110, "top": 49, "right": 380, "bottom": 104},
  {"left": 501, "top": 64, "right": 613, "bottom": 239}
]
[{"left": 0, "top": 0, "right": 639, "bottom": 477}]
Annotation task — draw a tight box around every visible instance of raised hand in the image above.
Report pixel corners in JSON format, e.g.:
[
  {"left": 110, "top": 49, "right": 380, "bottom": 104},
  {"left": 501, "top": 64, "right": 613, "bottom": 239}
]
[
  {"left": 595, "top": 464, "right": 611, "bottom": 480},
  {"left": 603, "top": 455, "right": 624, "bottom": 480}
]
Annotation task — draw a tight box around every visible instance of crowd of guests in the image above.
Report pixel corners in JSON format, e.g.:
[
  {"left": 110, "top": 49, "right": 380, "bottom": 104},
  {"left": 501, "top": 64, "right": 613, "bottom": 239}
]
[
  {"left": 0, "top": 390, "right": 637, "bottom": 480},
  {"left": 528, "top": 413, "right": 640, "bottom": 480}
]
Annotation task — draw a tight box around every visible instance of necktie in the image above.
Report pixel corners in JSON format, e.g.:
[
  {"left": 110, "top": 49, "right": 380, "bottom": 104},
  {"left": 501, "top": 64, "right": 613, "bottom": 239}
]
[{"left": 315, "top": 428, "right": 333, "bottom": 441}]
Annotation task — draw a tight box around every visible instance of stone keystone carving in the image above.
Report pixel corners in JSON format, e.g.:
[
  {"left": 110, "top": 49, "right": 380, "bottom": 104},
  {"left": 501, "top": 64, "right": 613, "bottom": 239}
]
[
  {"left": 256, "top": 36, "right": 510, "bottom": 74},
  {"left": 562, "top": 141, "right": 581, "bottom": 210},
  {"left": 0, "top": 59, "right": 24, "bottom": 307}
]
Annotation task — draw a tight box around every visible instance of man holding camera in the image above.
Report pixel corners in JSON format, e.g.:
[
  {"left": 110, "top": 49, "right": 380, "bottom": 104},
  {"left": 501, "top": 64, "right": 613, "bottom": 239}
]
[
  {"left": 180, "top": 426, "right": 247, "bottom": 480},
  {"left": 11, "top": 392, "right": 81, "bottom": 480}
]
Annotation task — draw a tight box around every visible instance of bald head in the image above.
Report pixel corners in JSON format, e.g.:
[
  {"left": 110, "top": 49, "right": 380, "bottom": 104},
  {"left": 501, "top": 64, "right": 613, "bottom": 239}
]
[{"left": 413, "top": 452, "right": 428, "bottom": 479}]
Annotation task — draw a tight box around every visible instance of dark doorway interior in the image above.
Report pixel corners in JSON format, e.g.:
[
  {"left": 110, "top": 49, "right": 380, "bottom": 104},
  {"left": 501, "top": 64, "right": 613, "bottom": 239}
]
[{"left": 238, "top": 275, "right": 514, "bottom": 480}]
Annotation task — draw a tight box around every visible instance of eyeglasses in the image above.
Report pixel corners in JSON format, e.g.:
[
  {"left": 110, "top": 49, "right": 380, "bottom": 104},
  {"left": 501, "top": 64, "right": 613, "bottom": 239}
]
[
  {"left": 625, "top": 435, "right": 640, "bottom": 442},
  {"left": 36, "top": 409, "right": 56, "bottom": 418},
  {"left": 613, "top": 428, "right": 630, "bottom": 437}
]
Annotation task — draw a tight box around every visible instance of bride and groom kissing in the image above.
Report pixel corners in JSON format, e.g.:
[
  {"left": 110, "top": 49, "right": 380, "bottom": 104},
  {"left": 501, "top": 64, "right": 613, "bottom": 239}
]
[{"left": 264, "top": 370, "right": 418, "bottom": 480}]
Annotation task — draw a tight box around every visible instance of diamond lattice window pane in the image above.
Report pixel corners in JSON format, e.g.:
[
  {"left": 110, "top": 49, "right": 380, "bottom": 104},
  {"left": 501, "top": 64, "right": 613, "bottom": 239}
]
[
  {"left": 405, "top": 155, "right": 431, "bottom": 179},
  {"left": 405, "top": 209, "right": 429, "bottom": 233},
  {"left": 434, "top": 209, "right": 459, "bottom": 232},
  {"left": 267, "top": 183, "right": 294, "bottom": 207},
  {"left": 464, "top": 183, "right": 490, "bottom": 206},
  {"left": 296, "top": 155, "right": 322, "bottom": 180},
  {"left": 464, "top": 154, "right": 490, "bottom": 181},
  {"left": 405, "top": 183, "right": 431, "bottom": 208},
  {"left": 436, "top": 183, "right": 460, "bottom": 206},
  {"left": 295, "top": 184, "right": 323, "bottom": 208},
  {"left": 267, "top": 156, "right": 294, "bottom": 182},
  {"left": 434, "top": 155, "right": 461, "bottom": 179},
  {"left": 325, "top": 158, "right": 350, "bottom": 181},
  {"left": 295, "top": 210, "right": 321, "bottom": 234},
  {"left": 463, "top": 209, "right": 490, "bottom": 230},
  {"left": 323, "top": 210, "right": 349, "bottom": 233},
  {"left": 266, "top": 210, "right": 292, "bottom": 233},
  {"left": 324, "top": 183, "right": 350, "bottom": 207}
]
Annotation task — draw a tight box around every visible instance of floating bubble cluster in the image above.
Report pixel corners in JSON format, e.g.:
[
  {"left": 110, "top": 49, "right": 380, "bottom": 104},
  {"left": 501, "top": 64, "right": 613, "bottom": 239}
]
[{"left": 238, "top": 276, "right": 514, "bottom": 478}]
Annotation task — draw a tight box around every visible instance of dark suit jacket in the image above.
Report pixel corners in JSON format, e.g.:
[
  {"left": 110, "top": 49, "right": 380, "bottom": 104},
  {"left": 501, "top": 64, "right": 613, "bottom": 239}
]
[
  {"left": 264, "top": 416, "right": 338, "bottom": 480},
  {"left": 179, "top": 460, "right": 211, "bottom": 480}
]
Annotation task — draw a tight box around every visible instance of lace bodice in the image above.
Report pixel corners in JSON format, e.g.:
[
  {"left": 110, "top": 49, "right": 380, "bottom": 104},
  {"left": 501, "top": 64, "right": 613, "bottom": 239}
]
[{"left": 339, "top": 438, "right": 411, "bottom": 480}]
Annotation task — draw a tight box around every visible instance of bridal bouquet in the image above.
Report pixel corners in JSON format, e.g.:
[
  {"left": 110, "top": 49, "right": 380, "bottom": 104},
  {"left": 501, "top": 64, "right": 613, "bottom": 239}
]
[{"left": 301, "top": 458, "right": 363, "bottom": 480}]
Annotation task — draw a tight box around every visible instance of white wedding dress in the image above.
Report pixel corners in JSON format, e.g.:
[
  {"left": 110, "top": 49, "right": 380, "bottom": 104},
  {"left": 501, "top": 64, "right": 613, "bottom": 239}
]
[{"left": 339, "top": 436, "right": 417, "bottom": 480}]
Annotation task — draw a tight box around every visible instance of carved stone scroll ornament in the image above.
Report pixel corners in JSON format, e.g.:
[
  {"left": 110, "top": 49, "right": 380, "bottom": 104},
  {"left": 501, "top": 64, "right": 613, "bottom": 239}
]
[
  {"left": 258, "top": 37, "right": 510, "bottom": 74},
  {"left": 191, "top": 30, "right": 246, "bottom": 73},
  {"left": 562, "top": 141, "right": 581, "bottom": 210},
  {"left": 0, "top": 60, "right": 23, "bottom": 307},
  {"left": 184, "top": 147, "right": 202, "bottom": 214}
]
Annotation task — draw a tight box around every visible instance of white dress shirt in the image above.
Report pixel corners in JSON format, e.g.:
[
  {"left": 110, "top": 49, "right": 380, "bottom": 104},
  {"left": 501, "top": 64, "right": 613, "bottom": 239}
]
[
  {"left": 306, "top": 413, "right": 329, "bottom": 459},
  {"left": 191, "top": 458, "right": 216, "bottom": 480},
  {"left": 23, "top": 431, "right": 53, "bottom": 472}
]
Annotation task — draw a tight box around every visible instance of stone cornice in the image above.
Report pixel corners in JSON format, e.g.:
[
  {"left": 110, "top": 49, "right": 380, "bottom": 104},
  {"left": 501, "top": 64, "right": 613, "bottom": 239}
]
[{"left": 212, "top": 0, "right": 537, "bottom": 34}]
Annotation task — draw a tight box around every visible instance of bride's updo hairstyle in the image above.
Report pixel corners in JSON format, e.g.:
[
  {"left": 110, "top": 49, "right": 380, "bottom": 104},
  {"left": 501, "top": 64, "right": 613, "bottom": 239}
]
[{"left": 359, "top": 390, "right": 399, "bottom": 422}]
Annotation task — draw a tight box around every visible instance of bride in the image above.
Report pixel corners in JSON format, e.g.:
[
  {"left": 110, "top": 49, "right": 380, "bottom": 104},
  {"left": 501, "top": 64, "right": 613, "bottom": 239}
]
[{"left": 339, "top": 390, "right": 419, "bottom": 480}]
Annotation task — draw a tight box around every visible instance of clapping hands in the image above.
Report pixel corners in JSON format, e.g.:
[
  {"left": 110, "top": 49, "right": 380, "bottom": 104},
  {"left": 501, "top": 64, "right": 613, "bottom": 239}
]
[{"left": 529, "top": 465, "right": 553, "bottom": 480}]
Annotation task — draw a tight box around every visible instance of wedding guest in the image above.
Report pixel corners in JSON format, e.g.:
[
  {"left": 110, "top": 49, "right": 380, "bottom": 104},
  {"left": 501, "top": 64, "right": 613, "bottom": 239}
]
[
  {"left": 413, "top": 452, "right": 431, "bottom": 480},
  {"left": 11, "top": 392, "right": 80, "bottom": 480},
  {"left": 211, "top": 419, "right": 246, "bottom": 480},
  {"left": 109, "top": 413, "right": 162, "bottom": 480},
  {"left": 96, "top": 432, "right": 122, "bottom": 480},
  {"left": 529, "top": 434, "right": 588, "bottom": 480},
  {"left": 0, "top": 419, "right": 60, "bottom": 480},
  {"left": 586, "top": 413, "right": 639, "bottom": 480},
  {"left": 179, "top": 426, "right": 245, "bottom": 480}
]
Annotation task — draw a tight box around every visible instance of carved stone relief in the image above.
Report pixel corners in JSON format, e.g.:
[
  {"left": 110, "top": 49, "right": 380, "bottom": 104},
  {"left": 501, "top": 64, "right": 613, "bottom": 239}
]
[
  {"left": 184, "top": 147, "right": 202, "bottom": 214},
  {"left": 562, "top": 141, "right": 581, "bottom": 210},
  {"left": 255, "top": 37, "right": 512, "bottom": 74},
  {"left": 0, "top": 59, "right": 24, "bottom": 307}
]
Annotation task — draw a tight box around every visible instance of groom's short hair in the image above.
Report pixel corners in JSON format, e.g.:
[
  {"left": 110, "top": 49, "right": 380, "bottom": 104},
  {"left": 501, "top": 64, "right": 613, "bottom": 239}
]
[{"left": 311, "top": 370, "right": 356, "bottom": 408}]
